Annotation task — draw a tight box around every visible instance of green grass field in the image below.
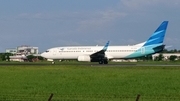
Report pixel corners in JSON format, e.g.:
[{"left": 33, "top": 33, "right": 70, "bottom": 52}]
[{"left": 1, "top": 65, "right": 180, "bottom": 101}]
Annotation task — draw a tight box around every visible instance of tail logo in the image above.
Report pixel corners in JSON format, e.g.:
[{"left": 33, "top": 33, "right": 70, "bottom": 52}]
[{"left": 143, "top": 21, "right": 168, "bottom": 46}]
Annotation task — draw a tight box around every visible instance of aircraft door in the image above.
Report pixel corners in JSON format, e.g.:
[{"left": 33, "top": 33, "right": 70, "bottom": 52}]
[
  {"left": 141, "top": 47, "right": 145, "bottom": 54},
  {"left": 53, "top": 50, "right": 57, "bottom": 56}
]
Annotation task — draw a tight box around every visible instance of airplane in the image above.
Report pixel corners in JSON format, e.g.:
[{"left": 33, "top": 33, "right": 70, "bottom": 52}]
[{"left": 41, "top": 21, "right": 168, "bottom": 64}]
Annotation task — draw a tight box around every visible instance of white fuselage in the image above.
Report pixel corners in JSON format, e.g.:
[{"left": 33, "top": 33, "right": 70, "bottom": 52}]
[{"left": 41, "top": 45, "right": 145, "bottom": 60}]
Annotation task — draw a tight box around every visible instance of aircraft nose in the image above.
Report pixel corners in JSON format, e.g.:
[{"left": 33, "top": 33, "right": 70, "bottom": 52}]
[{"left": 41, "top": 52, "right": 46, "bottom": 58}]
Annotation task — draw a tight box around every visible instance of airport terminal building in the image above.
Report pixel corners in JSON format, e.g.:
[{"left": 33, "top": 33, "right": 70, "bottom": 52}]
[
  {"left": 6, "top": 45, "right": 39, "bottom": 62},
  {"left": 6, "top": 45, "right": 38, "bottom": 55},
  {"left": 152, "top": 53, "right": 180, "bottom": 61}
]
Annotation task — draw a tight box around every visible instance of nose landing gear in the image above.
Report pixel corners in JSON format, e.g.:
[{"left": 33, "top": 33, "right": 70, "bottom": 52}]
[{"left": 52, "top": 61, "right": 55, "bottom": 64}]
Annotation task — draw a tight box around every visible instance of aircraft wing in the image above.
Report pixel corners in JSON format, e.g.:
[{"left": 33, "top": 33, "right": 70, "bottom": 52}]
[{"left": 90, "top": 41, "right": 109, "bottom": 59}]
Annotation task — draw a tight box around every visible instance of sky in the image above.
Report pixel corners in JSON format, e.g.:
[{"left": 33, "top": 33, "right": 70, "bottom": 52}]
[{"left": 0, "top": 0, "right": 180, "bottom": 53}]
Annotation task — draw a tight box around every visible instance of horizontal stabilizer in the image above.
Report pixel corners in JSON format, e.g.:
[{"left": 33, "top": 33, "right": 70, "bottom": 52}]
[{"left": 153, "top": 45, "right": 165, "bottom": 53}]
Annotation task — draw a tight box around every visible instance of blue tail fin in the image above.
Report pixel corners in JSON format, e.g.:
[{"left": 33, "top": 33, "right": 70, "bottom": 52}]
[{"left": 143, "top": 21, "right": 168, "bottom": 46}]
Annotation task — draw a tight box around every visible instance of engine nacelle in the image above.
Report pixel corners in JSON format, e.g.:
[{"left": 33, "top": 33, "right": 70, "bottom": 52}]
[{"left": 78, "top": 56, "right": 91, "bottom": 62}]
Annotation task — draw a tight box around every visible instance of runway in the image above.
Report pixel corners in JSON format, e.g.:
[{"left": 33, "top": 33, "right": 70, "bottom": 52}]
[
  {"left": 0, "top": 63, "right": 180, "bottom": 67},
  {"left": 88, "top": 64, "right": 180, "bottom": 67}
]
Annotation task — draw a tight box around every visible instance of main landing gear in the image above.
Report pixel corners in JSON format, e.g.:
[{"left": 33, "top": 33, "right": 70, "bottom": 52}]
[{"left": 99, "top": 60, "right": 108, "bottom": 64}]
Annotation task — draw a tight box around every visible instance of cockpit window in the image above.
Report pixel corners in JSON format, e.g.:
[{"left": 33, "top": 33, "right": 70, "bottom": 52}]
[{"left": 45, "top": 50, "right": 49, "bottom": 52}]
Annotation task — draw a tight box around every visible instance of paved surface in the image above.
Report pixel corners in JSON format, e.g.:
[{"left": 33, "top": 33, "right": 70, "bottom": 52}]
[
  {"left": 89, "top": 64, "right": 180, "bottom": 67},
  {"left": 0, "top": 63, "right": 180, "bottom": 67}
]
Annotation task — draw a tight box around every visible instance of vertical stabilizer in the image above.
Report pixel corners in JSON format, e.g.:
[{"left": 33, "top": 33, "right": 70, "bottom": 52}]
[{"left": 143, "top": 21, "right": 168, "bottom": 46}]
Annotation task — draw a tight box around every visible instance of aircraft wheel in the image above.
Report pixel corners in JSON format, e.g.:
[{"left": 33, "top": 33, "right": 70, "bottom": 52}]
[
  {"left": 52, "top": 61, "right": 55, "bottom": 64},
  {"left": 99, "top": 60, "right": 104, "bottom": 64},
  {"left": 104, "top": 60, "right": 108, "bottom": 64}
]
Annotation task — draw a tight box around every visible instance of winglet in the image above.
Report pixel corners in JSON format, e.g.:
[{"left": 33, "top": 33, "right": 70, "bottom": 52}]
[{"left": 103, "top": 41, "right": 110, "bottom": 51}]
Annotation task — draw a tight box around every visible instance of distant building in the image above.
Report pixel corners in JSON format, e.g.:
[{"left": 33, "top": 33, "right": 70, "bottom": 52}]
[
  {"left": 152, "top": 53, "right": 180, "bottom": 61},
  {"left": 9, "top": 54, "right": 28, "bottom": 62},
  {"left": 17, "top": 45, "right": 38, "bottom": 55},
  {"left": 5, "top": 48, "right": 17, "bottom": 54},
  {"left": 6, "top": 45, "right": 39, "bottom": 62},
  {"left": 6, "top": 45, "right": 38, "bottom": 55}
]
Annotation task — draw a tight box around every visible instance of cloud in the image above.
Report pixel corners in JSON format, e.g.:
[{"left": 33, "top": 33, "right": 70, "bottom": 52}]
[
  {"left": 77, "top": 10, "right": 126, "bottom": 32},
  {"left": 94, "top": 39, "right": 109, "bottom": 46},
  {"left": 120, "top": 0, "right": 180, "bottom": 10},
  {"left": 166, "top": 37, "right": 180, "bottom": 44},
  {"left": 101, "top": 10, "right": 127, "bottom": 20},
  {"left": 165, "top": 37, "right": 180, "bottom": 49},
  {"left": 16, "top": 11, "right": 91, "bottom": 21},
  {"left": 121, "top": 0, "right": 151, "bottom": 10},
  {"left": 17, "top": 13, "right": 45, "bottom": 20},
  {"left": 15, "top": 10, "right": 126, "bottom": 36},
  {"left": 1, "top": 0, "right": 180, "bottom": 52},
  {"left": 17, "top": 12, "right": 63, "bottom": 21},
  {"left": 13, "top": 7, "right": 137, "bottom": 34},
  {"left": 55, "top": 39, "right": 82, "bottom": 46}
]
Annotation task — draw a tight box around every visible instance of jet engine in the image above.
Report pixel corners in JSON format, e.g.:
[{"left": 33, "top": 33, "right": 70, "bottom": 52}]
[{"left": 78, "top": 56, "right": 91, "bottom": 62}]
